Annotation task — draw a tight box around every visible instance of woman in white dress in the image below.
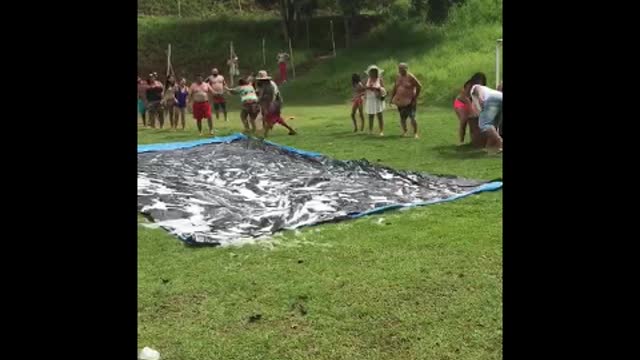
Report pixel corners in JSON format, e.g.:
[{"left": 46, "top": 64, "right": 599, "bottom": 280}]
[{"left": 364, "top": 65, "right": 386, "bottom": 136}]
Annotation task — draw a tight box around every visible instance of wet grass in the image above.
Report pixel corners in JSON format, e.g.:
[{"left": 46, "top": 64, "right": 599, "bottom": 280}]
[{"left": 138, "top": 103, "right": 502, "bottom": 359}]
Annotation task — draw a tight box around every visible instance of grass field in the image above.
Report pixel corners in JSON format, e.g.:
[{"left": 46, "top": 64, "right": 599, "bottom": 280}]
[{"left": 138, "top": 102, "right": 502, "bottom": 359}]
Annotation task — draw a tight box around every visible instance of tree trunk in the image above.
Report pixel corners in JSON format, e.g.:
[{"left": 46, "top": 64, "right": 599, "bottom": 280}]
[
  {"left": 279, "top": 0, "right": 290, "bottom": 44},
  {"left": 306, "top": 17, "right": 311, "bottom": 49},
  {"left": 343, "top": 15, "right": 351, "bottom": 49}
]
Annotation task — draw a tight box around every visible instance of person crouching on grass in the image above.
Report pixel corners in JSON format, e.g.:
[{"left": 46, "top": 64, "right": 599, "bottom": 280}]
[
  {"left": 469, "top": 83, "right": 503, "bottom": 154},
  {"left": 255, "top": 70, "right": 296, "bottom": 137},
  {"left": 351, "top": 73, "right": 365, "bottom": 132},
  {"left": 189, "top": 75, "right": 216, "bottom": 136},
  {"left": 225, "top": 78, "right": 260, "bottom": 134}
]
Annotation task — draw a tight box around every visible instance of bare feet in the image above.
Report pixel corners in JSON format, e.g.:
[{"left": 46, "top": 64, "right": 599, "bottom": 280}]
[{"left": 288, "top": 130, "right": 297, "bottom": 135}]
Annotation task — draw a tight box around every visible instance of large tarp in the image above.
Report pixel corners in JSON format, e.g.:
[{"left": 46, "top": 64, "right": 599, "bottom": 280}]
[{"left": 138, "top": 134, "right": 502, "bottom": 246}]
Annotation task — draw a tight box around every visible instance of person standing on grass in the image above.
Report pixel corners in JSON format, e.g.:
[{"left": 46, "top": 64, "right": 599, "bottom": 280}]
[
  {"left": 189, "top": 75, "right": 216, "bottom": 136},
  {"left": 469, "top": 83, "right": 503, "bottom": 153},
  {"left": 351, "top": 73, "right": 365, "bottom": 132},
  {"left": 364, "top": 65, "right": 386, "bottom": 136},
  {"left": 225, "top": 78, "right": 260, "bottom": 133},
  {"left": 276, "top": 51, "right": 290, "bottom": 84},
  {"left": 174, "top": 78, "right": 189, "bottom": 130},
  {"left": 255, "top": 70, "right": 296, "bottom": 137},
  {"left": 453, "top": 79, "right": 476, "bottom": 145},
  {"left": 145, "top": 73, "right": 164, "bottom": 129},
  {"left": 208, "top": 68, "right": 228, "bottom": 122},
  {"left": 137, "top": 77, "right": 148, "bottom": 127},
  {"left": 390, "top": 62, "right": 422, "bottom": 138},
  {"left": 163, "top": 76, "right": 177, "bottom": 130}
]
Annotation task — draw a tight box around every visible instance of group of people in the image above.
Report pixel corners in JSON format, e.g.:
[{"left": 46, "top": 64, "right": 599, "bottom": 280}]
[
  {"left": 137, "top": 67, "right": 296, "bottom": 137},
  {"left": 138, "top": 59, "right": 503, "bottom": 153},
  {"left": 351, "top": 63, "right": 423, "bottom": 138},
  {"left": 350, "top": 62, "right": 502, "bottom": 153}
]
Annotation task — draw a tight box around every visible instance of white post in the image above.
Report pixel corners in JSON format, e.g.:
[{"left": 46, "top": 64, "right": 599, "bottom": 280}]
[
  {"left": 229, "top": 41, "right": 234, "bottom": 87},
  {"left": 262, "top": 38, "right": 266, "bottom": 66},
  {"left": 330, "top": 20, "right": 336, "bottom": 57},
  {"left": 496, "top": 39, "right": 502, "bottom": 88},
  {"left": 167, "top": 44, "right": 171, "bottom": 79},
  {"left": 177, "top": 0, "right": 181, "bottom": 17},
  {"left": 289, "top": 39, "right": 296, "bottom": 79}
]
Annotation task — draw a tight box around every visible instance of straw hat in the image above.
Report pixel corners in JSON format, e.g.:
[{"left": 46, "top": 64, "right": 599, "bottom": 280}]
[
  {"left": 364, "top": 65, "right": 384, "bottom": 75},
  {"left": 255, "top": 70, "right": 272, "bottom": 80}
]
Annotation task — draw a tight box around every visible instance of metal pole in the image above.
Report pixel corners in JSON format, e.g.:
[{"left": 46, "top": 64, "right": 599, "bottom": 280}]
[
  {"left": 496, "top": 39, "right": 502, "bottom": 88},
  {"left": 330, "top": 20, "right": 336, "bottom": 57},
  {"left": 262, "top": 38, "right": 266, "bottom": 66},
  {"left": 229, "top": 41, "right": 234, "bottom": 87},
  {"left": 288, "top": 38, "right": 296, "bottom": 79},
  {"left": 177, "top": 0, "right": 181, "bottom": 17}
]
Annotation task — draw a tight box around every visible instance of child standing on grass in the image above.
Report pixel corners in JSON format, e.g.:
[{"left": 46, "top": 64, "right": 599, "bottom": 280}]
[
  {"left": 225, "top": 78, "right": 260, "bottom": 134},
  {"left": 351, "top": 73, "right": 365, "bottom": 132},
  {"left": 174, "top": 78, "right": 189, "bottom": 130}
]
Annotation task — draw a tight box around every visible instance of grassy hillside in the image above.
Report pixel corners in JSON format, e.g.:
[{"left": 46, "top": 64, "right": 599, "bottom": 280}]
[
  {"left": 138, "top": 14, "right": 380, "bottom": 81},
  {"left": 138, "top": 0, "right": 502, "bottom": 107},
  {"left": 283, "top": 0, "right": 503, "bottom": 106}
]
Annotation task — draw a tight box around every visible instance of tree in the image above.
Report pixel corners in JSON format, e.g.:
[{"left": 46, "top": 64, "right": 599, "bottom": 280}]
[{"left": 337, "top": 0, "right": 364, "bottom": 48}]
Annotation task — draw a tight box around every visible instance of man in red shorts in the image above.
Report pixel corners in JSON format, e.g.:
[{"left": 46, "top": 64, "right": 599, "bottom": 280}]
[
  {"left": 189, "top": 75, "right": 216, "bottom": 136},
  {"left": 207, "top": 68, "right": 228, "bottom": 122}
]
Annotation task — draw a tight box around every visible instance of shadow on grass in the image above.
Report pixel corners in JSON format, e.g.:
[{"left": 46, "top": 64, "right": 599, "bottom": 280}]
[{"left": 431, "top": 144, "right": 494, "bottom": 159}]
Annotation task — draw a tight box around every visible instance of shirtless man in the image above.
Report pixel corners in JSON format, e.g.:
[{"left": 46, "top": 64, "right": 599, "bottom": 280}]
[
  {"left": 207, "top": 68, "right": 228, "bottom": 122},
  {"left": 189, "top": 75, "right": 216, "bottom": 136},
  {"left": 390, "top": 63, "right": 422, "bottom": 138}
]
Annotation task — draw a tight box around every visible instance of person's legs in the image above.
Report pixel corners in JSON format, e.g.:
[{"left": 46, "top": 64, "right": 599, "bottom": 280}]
[
  {"left": 213, "top": 102, "right": 220, "bottom": 121},
  {"left": 454, "top": 108, "right": 468, "bottom": 144},
  {"left": 409, "top": 105, "right": 418, "bottom": 138},
  {"left": 167, "top": 104, "right": 175, "bottom": 129},
  {"left": 478, "top": 97, "right": 503, "bottom": 152},
  {"left": 249, "top": 113, "right": 258, "bottom": 133},
  {"left": 368, "top": 114, "right": 375, "bottom": 133},
  {"left": 221, "top": 101, "right": 227, "bottom": 122},
  {"left": 207, "top": 116, "right": 214, "bottom": 135},
  {"left": 351, "top": 102, "right": 359, "bottom": 132},
  {"left": 158, "top": 106, "right": 165, "bottom": 129},
  {"left": 398, "top": 106, "right": 408, "bottom": 136},
  {"left": 377, "top": 112, "right": 384, "bottom": 136},
  {"left": 358, "top": 104, "right": 365, "bottom": 131},
  {"left": 279, "top": 120, "right": 297, "bottom": 135},
  {"left": 196, "top": 119, "right": 203, "bottom": 135},
  {"left": 179, "top": 107, "right": 186, "bottom": 129},
  {"left": 240, "top": 108, "right": 250, "bottom": 132}
]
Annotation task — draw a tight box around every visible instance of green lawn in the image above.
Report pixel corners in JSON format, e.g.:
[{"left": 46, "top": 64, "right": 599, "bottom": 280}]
[{"left": 138, "top": 103, "right": 502, "bottom": 360}]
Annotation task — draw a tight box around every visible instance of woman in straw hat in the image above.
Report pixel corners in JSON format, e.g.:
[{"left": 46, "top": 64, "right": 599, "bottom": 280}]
[{"left": 364, "top": 65, "right": 386, "bottom": 136}]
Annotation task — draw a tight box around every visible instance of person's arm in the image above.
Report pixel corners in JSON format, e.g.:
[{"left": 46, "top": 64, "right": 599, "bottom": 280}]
[
  {"left": 411, "top": 74, "right": 422, "bottom": 104},
  {"left": 390, "top": 78, "right": 398, "bottom": 101}
]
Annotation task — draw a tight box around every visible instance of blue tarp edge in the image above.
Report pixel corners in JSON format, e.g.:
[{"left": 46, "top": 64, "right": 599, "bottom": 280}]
[
  {"left": 137, "top": 133, "right": 248, "bottom": 153},
  {"left": 349, "top": 181, "right": 503, "bottom": 218}
]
